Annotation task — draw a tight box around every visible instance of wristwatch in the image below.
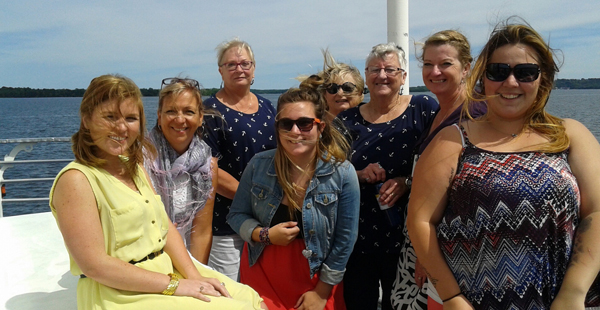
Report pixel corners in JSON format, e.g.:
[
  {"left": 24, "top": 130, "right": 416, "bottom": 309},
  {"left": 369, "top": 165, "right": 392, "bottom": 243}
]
[{"left": 404, "top": 176, "right": 412, "bottom": 189}]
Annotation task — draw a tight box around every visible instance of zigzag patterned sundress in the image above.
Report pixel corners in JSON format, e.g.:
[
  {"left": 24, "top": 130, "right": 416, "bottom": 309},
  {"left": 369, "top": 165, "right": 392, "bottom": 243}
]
[{"left": 436, "top": 124, "right": 600, "bottom": 309}]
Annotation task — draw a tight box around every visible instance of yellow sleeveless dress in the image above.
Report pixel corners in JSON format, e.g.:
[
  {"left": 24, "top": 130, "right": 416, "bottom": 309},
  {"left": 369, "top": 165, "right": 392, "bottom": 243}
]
[{"left": 49, "top": 162, "right": 263, "bottom": 309}]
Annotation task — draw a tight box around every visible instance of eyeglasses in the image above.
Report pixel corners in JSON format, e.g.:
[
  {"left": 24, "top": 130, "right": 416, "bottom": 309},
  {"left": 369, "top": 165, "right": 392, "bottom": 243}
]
[
  {"left": 220, "top": 61, "right": 254, "bottom": 71},
  {"left": 366, "top": 67, "right": 405, "bottom": 77},
  {"left": 161, "top": 109, "right": 199, "bottom": 121},
  {"left": 161, "top": 78, "right": 201, "bottom": 90},
  {"left": 325, "top": 82, "right": 357, "bottom": 95},
  {"left": 485, "top": 63, "right": 540, "bottom": 83},
  {"left": 276, "top": 117, "right": 321, "bottom": 132}
]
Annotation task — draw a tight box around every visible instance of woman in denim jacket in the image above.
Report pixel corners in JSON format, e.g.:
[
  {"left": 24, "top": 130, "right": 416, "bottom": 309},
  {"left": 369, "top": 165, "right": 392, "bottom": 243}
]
[{"left": 228, "top": 87, "right": 360, "bottom": 310}]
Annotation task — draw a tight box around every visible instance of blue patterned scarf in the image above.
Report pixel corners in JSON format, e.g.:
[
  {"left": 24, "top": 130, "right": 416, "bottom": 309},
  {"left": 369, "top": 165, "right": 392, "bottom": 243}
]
[{"left": 146, "top": 126, "right": 213, "bottom": 246}]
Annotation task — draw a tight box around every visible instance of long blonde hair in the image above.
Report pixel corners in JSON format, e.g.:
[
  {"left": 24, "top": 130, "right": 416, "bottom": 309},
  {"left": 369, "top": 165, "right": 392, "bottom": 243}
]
[
  {"left": 274, "top": 88, "right": 349, "bottom": 212},
  {"left": 465, "top": 18, "right": 567, "bottom": 152}
]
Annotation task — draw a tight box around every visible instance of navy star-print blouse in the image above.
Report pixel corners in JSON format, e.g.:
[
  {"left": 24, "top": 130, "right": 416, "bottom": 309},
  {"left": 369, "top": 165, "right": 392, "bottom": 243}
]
[
  {"left": 337, "top": 94, "right": 438, "bottom": 253},
  {"left": 203, "top": 94, "right": 278, "bottom": 235}
]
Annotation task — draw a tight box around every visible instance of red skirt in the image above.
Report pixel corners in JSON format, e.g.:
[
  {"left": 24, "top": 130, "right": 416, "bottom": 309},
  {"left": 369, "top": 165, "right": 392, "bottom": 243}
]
[{"left": 240, "top": 239, "right": 346, "bottom": 310}]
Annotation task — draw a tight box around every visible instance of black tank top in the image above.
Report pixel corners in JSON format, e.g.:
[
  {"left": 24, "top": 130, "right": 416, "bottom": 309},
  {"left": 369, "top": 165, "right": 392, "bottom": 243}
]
[{"left": 270, "top": 203, "right": 304, "bottom": 239}]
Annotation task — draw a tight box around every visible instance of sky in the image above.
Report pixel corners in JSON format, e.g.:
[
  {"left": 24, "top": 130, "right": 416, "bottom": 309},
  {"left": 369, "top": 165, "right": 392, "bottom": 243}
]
[{"left": 1, "top": 0, "right": 600, "bottom": 90}]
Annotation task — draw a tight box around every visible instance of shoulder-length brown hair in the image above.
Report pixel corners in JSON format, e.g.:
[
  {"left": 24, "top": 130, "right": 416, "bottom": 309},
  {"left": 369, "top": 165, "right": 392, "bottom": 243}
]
[{"left": 72, "top": 74, "right": 155, "bottom": 176}]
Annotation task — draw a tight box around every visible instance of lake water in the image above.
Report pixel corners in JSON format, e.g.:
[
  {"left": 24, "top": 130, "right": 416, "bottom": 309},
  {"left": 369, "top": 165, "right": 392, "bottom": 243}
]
[{"left": 1, "top": 90, "right": 599, "bottom": 216}]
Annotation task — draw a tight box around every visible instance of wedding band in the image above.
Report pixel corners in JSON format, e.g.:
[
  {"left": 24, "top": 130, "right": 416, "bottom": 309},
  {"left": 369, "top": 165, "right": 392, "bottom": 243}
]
[
  {"left": 366, "top": 177, "right": 370, "bottom": 182},
  {"left": 390, "top": 193, "right": 395, "bottom": 197},
  {"left": 221, "top": 282, "right": 226, "bottom": 286},
  {"left": 199, "top": 286, "right": 204, "bottom": 292}
]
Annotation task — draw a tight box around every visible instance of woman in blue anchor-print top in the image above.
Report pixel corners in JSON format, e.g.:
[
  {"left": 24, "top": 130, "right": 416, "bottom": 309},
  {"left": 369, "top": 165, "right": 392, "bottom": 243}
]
[{"left": 227, "top": 87, "right": 360, "bottom": 310}]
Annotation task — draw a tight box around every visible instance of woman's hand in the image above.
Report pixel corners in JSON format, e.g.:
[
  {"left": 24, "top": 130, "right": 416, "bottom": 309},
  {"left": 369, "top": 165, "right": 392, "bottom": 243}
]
[
  {"left": 414, "top": 258, "right": 426, "bottom": 288},
  {"left": 294, "top": 290, "right": 328, "bottom": 310},
  {"left": 294, "top": 280, "right": 332, "bottom": 310},
  {"left": 378, "top": 177, "right": 406, "bottom": 206},
  {"left": 174, "top": 277, "right": 231, "bottom": 302},
  {"left": 357, "top": 163, "right": 386, "bottom": 183},
  {"left": 269, "top": 221, "right": 300, "bottom": 246}
]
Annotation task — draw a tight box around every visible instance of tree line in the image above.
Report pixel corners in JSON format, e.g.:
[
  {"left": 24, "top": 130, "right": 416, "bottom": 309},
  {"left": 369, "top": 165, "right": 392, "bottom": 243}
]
[
  {"left": 1, "top": 79, "right": 598, "bottom": 98},
  {"left": 0, "top": 87, "right": 296, "bottom": 98}
]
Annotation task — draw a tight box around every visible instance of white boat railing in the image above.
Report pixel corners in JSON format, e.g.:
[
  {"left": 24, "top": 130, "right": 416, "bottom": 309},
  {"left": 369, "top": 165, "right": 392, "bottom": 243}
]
[{"left": 0, "top": 137, "right": 73, "bottom": 217}]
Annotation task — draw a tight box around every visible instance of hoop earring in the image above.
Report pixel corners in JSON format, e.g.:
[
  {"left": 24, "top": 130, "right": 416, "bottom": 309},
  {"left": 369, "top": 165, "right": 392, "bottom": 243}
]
[
  {"left": 399, "top": 86, "right": 404, "bottom": 95},
  {"left": 251, "top": 78, "right": 255, "bottom": 86}
]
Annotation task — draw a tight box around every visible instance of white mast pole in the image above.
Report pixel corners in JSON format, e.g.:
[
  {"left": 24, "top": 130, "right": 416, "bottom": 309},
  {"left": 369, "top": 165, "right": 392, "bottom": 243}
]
[{"left": 387, "top": 0, "right": 409, "bottom": 94}]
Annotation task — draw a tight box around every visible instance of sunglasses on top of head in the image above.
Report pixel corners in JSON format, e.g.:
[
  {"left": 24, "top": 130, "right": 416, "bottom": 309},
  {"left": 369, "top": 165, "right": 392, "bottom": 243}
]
[
  {"left": 485, "top": 63, "right": 540, "bottom": 83},
  {"left": 276, "top": 117, "right": 321, "bottom": 132},
  {"left": 324, "top": 82, "right": 357, "bottom": 95},
  {"left": 161, "top": 78, "right": 201, "bottom": 90}
]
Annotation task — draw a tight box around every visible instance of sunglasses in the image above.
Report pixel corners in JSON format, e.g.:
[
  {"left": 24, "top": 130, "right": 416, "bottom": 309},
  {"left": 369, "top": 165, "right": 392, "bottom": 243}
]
[
  {"left": 485, "top": 63, "right": 540, "bottom": 83},
  {"left": 325, "top": 82, "right": 357, "bottom": 95},
  {"left": 276, "top": 117, "right": 321, "bottom": 132},
  {"left": 161, "top": 78, "right": 201, "bottom": 90}
]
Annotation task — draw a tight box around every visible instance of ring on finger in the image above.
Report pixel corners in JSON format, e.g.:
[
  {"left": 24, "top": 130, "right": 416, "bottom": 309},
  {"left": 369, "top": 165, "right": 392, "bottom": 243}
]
[
  {"left": 199, "top": 286, "right": 204, "bottom": 292},
  {"left": 390, "top": 193, "right": 395, "bottom": 197},
  {"left": 365, "top": 177, "right": 370, "bottom": 182},
  {"left": 221, "top": 282, "right": 226, "bottom": 286}
]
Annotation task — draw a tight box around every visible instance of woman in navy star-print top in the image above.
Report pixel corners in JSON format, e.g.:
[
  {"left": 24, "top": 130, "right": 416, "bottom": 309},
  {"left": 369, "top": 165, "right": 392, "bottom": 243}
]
[
  {"left": 338, "top": 43, "right": 438, "bottom": 310},
  {"left": 202, "top": 38, "right": 277, "bottom": 281}
]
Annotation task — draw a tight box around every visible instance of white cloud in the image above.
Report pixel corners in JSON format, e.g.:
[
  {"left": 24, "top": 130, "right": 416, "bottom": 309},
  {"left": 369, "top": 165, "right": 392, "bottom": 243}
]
[{"left": 1, "top": 0, "right": 599, "bottom": 89}]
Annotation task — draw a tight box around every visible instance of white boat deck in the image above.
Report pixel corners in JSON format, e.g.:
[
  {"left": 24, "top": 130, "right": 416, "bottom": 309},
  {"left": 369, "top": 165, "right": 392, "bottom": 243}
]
[{"left": 0, "top": 212, "right": 76, "bottom": 310}]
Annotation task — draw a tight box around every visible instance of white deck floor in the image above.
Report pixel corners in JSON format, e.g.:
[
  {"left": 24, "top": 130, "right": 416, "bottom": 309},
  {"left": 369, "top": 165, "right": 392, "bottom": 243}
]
[{"left": 0, "top": 212, "right": 76, "bottom": 310}]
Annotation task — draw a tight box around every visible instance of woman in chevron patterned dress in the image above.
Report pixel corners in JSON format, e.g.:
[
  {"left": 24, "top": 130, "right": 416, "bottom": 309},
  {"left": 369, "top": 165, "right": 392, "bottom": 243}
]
[{"left": 407, "top": 19, "right": 600, "bottom": 310}]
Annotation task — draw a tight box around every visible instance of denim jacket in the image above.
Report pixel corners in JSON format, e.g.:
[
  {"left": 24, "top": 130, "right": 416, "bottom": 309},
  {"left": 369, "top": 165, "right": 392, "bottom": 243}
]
[{"left": 227, "top": 149, "right": 360, "bottom": 285}]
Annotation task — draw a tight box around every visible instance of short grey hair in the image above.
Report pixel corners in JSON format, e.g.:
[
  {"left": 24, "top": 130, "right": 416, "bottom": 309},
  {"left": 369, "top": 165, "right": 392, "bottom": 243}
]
[
  {"left": 365, "top": 42, "right": 407, "bottom": 69},
  {"left": 215, "top": 37, "right": 255, "bottom": 66}
]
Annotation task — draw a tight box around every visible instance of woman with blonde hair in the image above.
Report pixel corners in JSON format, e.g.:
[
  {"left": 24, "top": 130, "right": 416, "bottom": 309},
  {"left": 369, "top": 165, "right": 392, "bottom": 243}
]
[
  {"left": 299, "top": 50, "right": 364, "bottom": 120},
  {"left": 203, "top": 38, "right": 278, "bottom": 280},
  {"left": 391, "top": 29, "right": 486, "bottom": 310},
  {"left": 50, "top": 74, "right": 266, "bottom": 309},
  {"left": 146, "top": 77, "right": 217, "bottom": 264},
  {"left": 408, "top": 19, "right": 600, "bottom": 309},
  {"left": 228, "top": 87, "right": 360, "bottom": 310}
]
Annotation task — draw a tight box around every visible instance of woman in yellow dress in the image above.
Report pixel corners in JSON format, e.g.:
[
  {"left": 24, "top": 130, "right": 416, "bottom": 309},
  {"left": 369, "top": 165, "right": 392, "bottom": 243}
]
[{"left": 49, "top": 74, "right": 267, "bottom": 309}]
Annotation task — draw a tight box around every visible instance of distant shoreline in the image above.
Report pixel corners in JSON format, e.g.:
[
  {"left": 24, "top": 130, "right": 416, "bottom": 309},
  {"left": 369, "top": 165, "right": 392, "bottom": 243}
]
[{"left": 1, "top": 78, "right": 599, "bottom": 98}]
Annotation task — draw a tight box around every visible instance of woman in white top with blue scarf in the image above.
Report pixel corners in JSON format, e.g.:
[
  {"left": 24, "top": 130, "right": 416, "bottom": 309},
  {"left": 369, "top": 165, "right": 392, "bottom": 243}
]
[{"left": 146, "top": 77, "right": 217, "bottom": 264}]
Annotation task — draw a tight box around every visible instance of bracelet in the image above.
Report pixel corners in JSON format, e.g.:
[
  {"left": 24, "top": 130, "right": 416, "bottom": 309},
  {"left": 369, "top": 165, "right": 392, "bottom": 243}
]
[
  {"left": 442, "top": 291, "right": 463, "bottom": 303},
  {"left": 161, "top": 273, "right": 180, "bottom": 295},
  {"left": 259, "top": 226, "right": 271, "bottom": 245}
]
